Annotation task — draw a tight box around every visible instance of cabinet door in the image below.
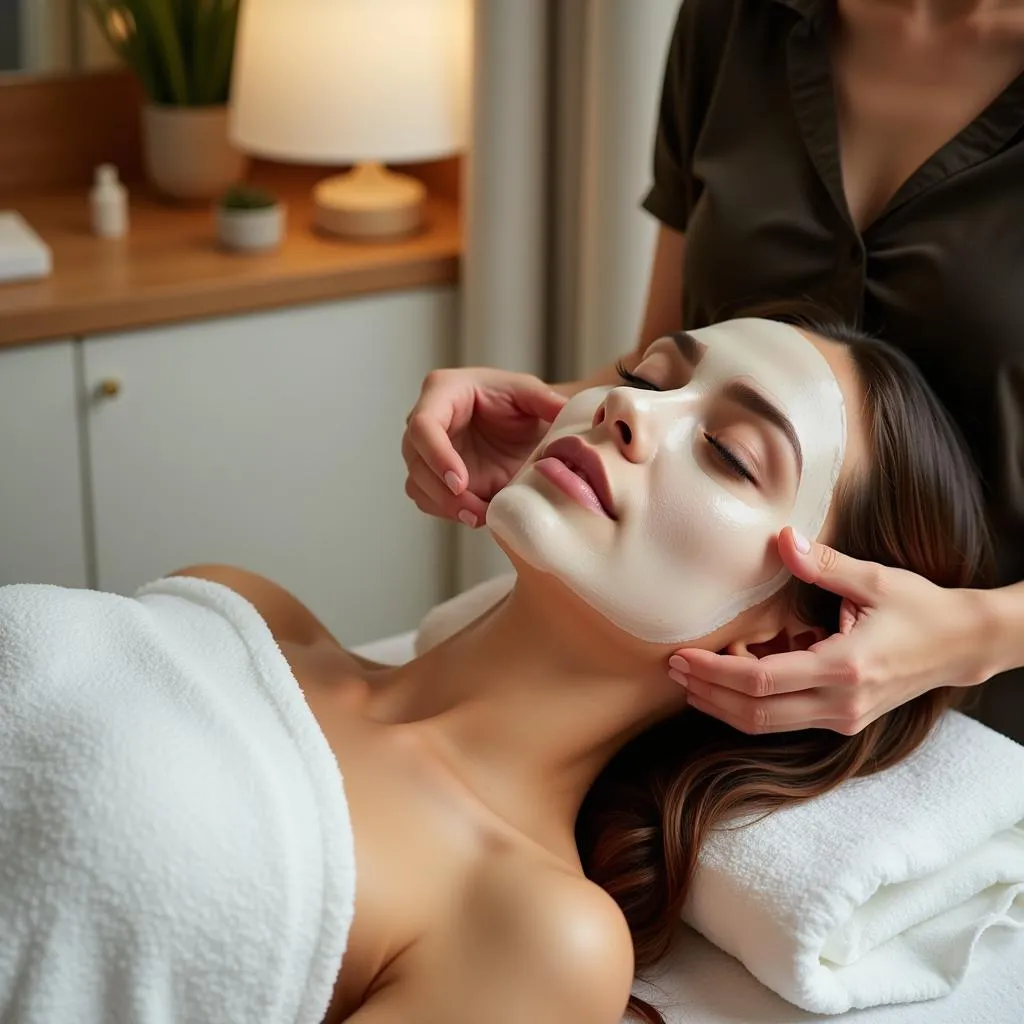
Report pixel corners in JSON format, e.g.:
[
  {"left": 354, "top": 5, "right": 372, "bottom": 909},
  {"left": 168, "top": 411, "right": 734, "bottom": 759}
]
[
  {"left": 83, "top": 289, "right": 456, "bottom": 645},
  {"left": 0, "top": 340, "right": 88, "bottom": 587}
]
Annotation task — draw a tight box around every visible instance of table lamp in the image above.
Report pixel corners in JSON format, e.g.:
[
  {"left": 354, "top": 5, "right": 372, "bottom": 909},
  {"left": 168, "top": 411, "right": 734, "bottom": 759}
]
[{"left": 229, "top": 0, "right": 471, "bottom": 240}]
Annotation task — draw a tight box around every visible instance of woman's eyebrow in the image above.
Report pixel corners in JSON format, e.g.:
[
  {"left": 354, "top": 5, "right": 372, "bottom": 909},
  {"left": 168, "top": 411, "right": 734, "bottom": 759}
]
[
  {"left": 669, "top": 331, "right": 707, "bottom": 365},
  {"left": 724, "top": 381, "right": 803, "bottom": 475},
  {"left": 665, "top": 331, "right": 803, "bottom": 473}
]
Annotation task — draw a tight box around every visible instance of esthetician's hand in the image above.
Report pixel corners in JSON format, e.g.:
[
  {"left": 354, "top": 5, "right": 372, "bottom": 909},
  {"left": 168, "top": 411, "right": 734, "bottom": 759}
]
[
  {"left": 402, "top": 367, "right": 566, "bottom": 528},
  {"left": 668, "top": 527, "right": 995, "bottom": 735}
]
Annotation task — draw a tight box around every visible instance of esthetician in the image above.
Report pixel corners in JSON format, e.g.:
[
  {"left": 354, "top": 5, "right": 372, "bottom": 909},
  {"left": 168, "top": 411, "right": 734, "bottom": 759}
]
[
  {"left": 403, "top": 0, "right": 1024, "bottom": 749},
  {"left": 401, "top": 0, "right": 1024, "bottom": 744}
]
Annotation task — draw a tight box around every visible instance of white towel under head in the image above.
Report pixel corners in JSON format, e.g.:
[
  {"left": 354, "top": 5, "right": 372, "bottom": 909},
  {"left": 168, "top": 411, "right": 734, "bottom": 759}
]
[
  {"left": 684, "top": 710, "right": 1024, "bottom": 1013},
  {"left": 415, "top": 573, "right": 1024, "bottom": 1014},
  {"left": 0, "top": 577, "right": 355, "bottom": 1024}
]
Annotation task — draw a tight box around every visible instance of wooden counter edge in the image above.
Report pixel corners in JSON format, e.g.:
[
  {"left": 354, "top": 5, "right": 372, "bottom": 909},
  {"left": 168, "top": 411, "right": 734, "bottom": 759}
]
[{"left": 0, "top": 252, "right": 461, "bottom": 348}]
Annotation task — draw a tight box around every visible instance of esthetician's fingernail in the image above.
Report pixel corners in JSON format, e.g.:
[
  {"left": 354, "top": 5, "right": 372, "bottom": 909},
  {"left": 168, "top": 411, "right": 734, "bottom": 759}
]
[
  {"left": 791, "top": 528, "right": 811, "bottom": 554},
  {"left": 458, "top": 510, "right": 478, "bottom": 528},
  {"left": 669, "top": 670, "right": 690, "bottom": 689},
  {"left": 669, "top": 656, "right": 690, "bottom": 674},
  {"left": 444, "top": 471, "right": 461, "bottom": 495}
]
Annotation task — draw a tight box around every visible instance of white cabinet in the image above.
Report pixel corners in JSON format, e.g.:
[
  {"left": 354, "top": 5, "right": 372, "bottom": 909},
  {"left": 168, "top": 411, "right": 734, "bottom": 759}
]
[
  {"left": 0, "top": 339, "right": 88, "bottom": 588},
  {"left": 82, "top": 288, "right": 456, "bottom": 646}
]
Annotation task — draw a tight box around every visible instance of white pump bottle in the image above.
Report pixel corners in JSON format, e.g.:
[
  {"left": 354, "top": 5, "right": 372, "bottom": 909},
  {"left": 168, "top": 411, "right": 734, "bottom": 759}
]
[{"left": 90, "top": 164, "right": 129, "bottom": 239}]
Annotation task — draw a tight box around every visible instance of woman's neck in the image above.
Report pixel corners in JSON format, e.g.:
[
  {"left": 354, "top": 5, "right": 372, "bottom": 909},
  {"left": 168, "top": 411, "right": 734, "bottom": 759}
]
[{"left": 366, "top": 572, "right": 689, "bottom": 856}]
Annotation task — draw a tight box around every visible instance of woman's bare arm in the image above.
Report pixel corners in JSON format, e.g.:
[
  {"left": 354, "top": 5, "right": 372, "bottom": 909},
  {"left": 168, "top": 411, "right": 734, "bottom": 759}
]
[{"left": 168, "top": 564, "right": 395, "bottom": 670}]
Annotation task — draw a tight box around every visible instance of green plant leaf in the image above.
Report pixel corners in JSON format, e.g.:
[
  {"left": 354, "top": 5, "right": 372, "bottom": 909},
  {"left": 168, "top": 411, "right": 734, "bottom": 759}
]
[
  {"left": 195, "top": 0, "right": 220, "bottom": 102},
  {"left": 204, "top": 0, "right": 240, "bottom": 104},
  {"left": 85, "top": 2, "right": 160, "bottom": 99},
  {"left": 176, "top": 0, "right": 199, "bottom": 100},
  {"left": 220, "top": 184, "right": 277, "bottom": 209},
  {"left": 194, "top": 0, "right": 227, "bottom": 103},
  {"left": 86, "top": 0, "right": 239, "bottom": 107},
  {"left": 132, "top": 0, "right": 190, "bottom": 104}
]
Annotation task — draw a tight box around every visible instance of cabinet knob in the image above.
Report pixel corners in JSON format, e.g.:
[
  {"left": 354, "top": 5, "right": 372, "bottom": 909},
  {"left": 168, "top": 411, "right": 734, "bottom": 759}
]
[{"left": 97, "top": 377, "right": 122, "bottom": 399}]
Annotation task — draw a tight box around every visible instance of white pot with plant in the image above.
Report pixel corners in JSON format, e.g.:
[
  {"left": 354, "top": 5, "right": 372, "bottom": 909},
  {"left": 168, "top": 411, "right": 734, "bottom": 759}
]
[
  {"left": 216, "top": 185, "right": 285, "bottom": 252},
  {"left": 87, "top": 0, "right": 247, "bottom": 202}
]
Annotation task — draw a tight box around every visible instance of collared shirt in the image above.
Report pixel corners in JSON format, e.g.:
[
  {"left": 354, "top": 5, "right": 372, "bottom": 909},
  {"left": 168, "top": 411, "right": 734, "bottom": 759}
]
[{"left": 643, "top": 0, "right": 1024, "bottom": 739}]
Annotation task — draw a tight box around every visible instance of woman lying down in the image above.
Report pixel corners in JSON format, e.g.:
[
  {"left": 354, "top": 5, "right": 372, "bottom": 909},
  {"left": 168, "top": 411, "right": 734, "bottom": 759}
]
[{"left": 0, "top": 313, "right": 991, "bottom": 1024}]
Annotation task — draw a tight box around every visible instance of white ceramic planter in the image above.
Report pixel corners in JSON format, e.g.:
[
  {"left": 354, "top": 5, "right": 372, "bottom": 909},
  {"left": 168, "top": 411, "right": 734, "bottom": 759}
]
[
  {"left": 216, "top": 204, "right": 286, "bottom": 252},
  {"left": 143, "top": 104, "right": 248, "bottom": 202}
]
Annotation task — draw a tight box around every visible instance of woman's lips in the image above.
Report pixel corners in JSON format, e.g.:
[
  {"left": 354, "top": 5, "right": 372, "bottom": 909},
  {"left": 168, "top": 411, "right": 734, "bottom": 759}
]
[
  {"left": 532, "top": 437, "right": 617, "bottom": 519},
  {"left": 533, "top": 458, "right": 611, "bottom": 517}
]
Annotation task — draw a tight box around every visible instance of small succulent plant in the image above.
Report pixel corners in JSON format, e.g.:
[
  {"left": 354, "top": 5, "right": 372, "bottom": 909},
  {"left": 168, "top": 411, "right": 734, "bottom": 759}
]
[{"left": 219, "top": 184, "right": 278, "bottom": 211}]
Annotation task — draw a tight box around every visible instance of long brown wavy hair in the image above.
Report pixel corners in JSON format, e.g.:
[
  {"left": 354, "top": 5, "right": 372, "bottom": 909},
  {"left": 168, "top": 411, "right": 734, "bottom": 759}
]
[{"left": 575, "top": 309, "right": 994, "bottom": 1023}]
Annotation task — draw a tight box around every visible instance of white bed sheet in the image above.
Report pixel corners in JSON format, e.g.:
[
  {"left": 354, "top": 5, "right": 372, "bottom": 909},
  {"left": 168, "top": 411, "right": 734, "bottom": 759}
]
[
  {"left": 353, "top": 632, "right": 1024, "bottom": 1023},
  {"left": 634, "top": 920, "right": 1023, "bottom": 1024},
  {"left": 352, "top": 630, "right": 421, "bottom": 666}
]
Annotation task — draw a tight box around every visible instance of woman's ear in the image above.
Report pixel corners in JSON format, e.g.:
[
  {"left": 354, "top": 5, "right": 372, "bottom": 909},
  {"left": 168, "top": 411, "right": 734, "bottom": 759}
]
[{"left": 721, "top": 617, "right": 826, "bottom": 660}]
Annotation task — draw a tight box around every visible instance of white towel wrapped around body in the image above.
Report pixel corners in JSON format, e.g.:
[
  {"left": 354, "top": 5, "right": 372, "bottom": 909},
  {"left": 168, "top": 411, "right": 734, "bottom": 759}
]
[
  {"left": 415, "top": 574, "right": 1024, "bottom": 1013},
  {"left": 0, "top": 577, "right": 355, "bottom": 1024}
]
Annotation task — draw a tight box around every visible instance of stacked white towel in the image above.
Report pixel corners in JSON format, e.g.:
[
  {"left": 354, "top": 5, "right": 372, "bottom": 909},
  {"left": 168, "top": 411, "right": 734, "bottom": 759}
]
[
  {"left": 415, "top": 574, "right": 1024, "bottom": 1014},
  {"left": 0, "top": 576, "right": 355, "bottom": 1024},
  {"left": 683, "top": 710, "right": 1024, "bottom": 1013}
]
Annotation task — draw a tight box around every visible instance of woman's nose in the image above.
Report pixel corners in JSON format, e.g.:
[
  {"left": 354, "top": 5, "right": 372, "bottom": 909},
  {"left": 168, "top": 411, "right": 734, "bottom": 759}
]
[{"left": 593, "top": 387, "right": 657, "bottom": 463}]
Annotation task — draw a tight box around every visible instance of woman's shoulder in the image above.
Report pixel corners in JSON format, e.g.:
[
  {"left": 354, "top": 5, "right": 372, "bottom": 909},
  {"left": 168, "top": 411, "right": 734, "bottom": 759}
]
[
  {"left": 658, "top": 0, "right": 773, "bottom": 117},
  {"left": 472, "top": 857, "right": 632, "bottom": 970},
  {"left": 398, "top": 852, "right": 634, "bottom": 1024},
  {"left": 671, "top": 0, "right": 747, "bottom": 45},
  {"left": 169, "top": 564, "right": 337, "bottom": 648},
  {"left": 468, "top": 851, "right": 634, "bottom": 998},
  {"left": 668, "top": 0, "right": 796, "bottom": 61}
]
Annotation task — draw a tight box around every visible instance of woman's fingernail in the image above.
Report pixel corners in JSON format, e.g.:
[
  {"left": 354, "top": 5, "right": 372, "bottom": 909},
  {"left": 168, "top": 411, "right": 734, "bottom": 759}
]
[
  {"left": 791, "top": 529, "right": 811, "bottom": 554},
  {"left": 669, "top": 670, "right": 690, "bottom": 689},
  {"left": 444, "top": 471, "right": 461, "bottom": 495},
  {"left": 457, "top": 510, "right": 478, "bottom": 528},
  {"left": 669, "top": 656, "right": 690, "bottom": 674}
]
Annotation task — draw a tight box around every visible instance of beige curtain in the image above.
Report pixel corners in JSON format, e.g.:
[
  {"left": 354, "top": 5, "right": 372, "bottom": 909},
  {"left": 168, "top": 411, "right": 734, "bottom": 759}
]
[{"left": 457, "top": 0, "right": 681, "bottom": 589}]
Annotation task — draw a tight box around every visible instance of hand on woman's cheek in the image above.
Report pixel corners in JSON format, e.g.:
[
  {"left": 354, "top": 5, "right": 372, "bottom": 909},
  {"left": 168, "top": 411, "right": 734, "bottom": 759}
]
[{"left": 668, "top": 527, "right": 992, "bottom": 736}]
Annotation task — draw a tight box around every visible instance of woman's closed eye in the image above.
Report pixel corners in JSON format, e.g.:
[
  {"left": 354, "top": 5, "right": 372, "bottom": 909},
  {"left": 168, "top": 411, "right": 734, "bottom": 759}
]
[
  {"left": 704, "top": 432, "right": 757, "bottom": 485},
  {"left": 615, "top": 361, "right": 660, "bottom": 391}
]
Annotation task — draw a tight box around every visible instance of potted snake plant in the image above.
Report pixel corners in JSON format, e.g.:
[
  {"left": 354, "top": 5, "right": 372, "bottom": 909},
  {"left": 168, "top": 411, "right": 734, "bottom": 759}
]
[{"left": 87, "top": 0, "right": 246, "bottom": 202}]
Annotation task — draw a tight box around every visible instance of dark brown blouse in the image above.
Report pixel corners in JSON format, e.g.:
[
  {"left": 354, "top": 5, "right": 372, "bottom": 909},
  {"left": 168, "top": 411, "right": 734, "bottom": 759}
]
[{"left": 643, "top": 0, "right": 1024, "bottom": 740}]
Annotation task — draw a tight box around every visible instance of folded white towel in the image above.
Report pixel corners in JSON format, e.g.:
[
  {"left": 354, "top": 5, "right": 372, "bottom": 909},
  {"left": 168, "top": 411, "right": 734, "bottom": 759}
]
[
  {"left": 415, "top": 576, "right": 1024, "bottom": 1013},
  {"left": 0, "top": 577, "right": 355, "bottom": 1024},
  {"left": 683, "top": 711, "right": 1024, "bottom": 1013}
]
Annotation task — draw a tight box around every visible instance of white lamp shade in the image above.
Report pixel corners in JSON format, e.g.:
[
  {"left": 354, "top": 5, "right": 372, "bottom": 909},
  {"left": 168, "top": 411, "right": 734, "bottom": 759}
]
[{"left": 230, "top": 0, "right": 471, "bottom": 165}]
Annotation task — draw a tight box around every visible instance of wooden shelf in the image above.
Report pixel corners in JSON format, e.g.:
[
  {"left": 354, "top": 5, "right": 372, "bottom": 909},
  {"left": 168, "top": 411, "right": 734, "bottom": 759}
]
[{"left": 0, "top": 167, "right": 462, "bottom": 348}]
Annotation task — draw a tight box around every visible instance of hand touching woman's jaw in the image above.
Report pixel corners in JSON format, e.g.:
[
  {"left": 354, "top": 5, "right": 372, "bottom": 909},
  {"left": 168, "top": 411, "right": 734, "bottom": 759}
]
[{"left": 487, "top": 318, "right": 865, "bottom": 646}]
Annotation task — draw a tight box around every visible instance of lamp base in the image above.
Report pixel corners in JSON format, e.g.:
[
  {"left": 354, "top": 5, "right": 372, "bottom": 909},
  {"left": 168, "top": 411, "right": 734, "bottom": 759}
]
[{"left": 312, "top": 162, "right": 426, "bottom": 240}]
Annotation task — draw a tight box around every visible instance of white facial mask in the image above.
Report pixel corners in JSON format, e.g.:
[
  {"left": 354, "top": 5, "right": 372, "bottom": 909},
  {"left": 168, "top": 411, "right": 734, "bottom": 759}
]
[{"left": 486, "top": 318, "right": 848, "bottom": 644}]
